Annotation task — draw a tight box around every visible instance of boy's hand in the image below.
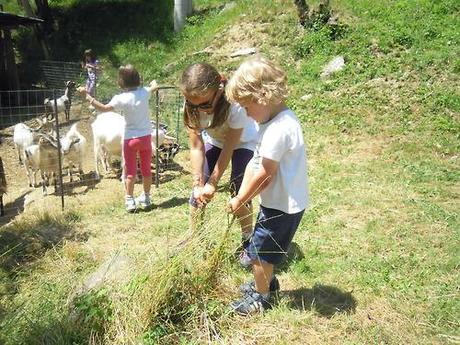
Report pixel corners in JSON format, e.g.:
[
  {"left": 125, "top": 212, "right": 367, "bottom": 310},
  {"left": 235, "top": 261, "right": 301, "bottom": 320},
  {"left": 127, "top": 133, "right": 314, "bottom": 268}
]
[{"left": 227, "top": 196, "right": 242, "bottom": 214}]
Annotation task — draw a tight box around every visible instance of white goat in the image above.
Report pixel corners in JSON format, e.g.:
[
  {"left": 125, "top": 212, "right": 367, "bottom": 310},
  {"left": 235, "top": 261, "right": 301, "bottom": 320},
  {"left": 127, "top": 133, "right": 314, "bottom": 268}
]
[
  {"left": 13, "top": 116, "right": 56, "bottom": 165},
  {"left": 44, "top": 80, "right": 76, "bottom": 122},
  {"left": 91, "top": 112, "right": 166, "bottom": 179},
  {"left": 23, "top": 138, "right": 58, "bottom": 194},
  {"left": 13, "top": 123, "right": 34, "bottom": 166},
  {"left": 23, "top": 144, "right": 40, "bottom": 188},
  {"left": 38, "top": 135, "right": 60, "bottom": 195},
  {"left": 24, "top": 133, "right": 78, "bottom": 194},
  {"left": 61, "top": 123, "right": 87, "bottom": 182},
  {"left": 91, "top": 112, "right": 125, "bottom": 179}
]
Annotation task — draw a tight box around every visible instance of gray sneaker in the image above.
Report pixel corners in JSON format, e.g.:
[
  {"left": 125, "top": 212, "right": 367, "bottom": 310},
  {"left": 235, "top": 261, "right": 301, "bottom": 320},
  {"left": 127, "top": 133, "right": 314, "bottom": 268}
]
[
  {"left": 239, "top": 276, "right": 280, "bottom": 295},
  {"left": 136, "top": 192, "right": 152, "bottom": 208},
  {"left": 230, "top": 292, "right": 271, "bottom": 315},
  {"left": 125, "top": 195, "right": 136, "bottom": 213}
]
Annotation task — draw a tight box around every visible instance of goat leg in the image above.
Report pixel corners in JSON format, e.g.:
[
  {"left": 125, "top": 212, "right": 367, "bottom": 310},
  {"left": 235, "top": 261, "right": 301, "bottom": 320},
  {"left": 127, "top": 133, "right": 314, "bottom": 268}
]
[
  {"left": 0, "top": 195, "right": 3, "bottom": 216},
  {"left": 17, "top": 147, "right": 23, "bottom": 165},
  {"left": 68, "top": 164, "right": 73, "bottom": 182},
  {"left": 41, "top": 172, "right": 48, "bottom": 195},
  {"left": 54, "top": 173, "right": 58, "bottom": 194},
  {"left": 32, "top": 170, "right": 37, "bottom": 188}
]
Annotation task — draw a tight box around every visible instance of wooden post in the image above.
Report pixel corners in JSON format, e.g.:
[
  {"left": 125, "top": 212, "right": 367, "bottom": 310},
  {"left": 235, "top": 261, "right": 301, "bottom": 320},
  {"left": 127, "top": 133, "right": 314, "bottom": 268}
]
[
  {"left": 3, "top": 29, "right": 19, "bottom": 91},
  {"left": 53, "top": 90, "right": 65, "bottom": 211}
]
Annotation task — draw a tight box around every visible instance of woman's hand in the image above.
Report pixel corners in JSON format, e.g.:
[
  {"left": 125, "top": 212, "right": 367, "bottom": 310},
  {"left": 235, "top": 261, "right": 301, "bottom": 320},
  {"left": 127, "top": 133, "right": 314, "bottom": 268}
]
[
  {"left": 150, "top": 80, "right": 158, "bottom": 90},
  {"left": 77, "top": 86, "right": 87, "bottom": 97},
  {"left": 148, "top": 80, "right": 159, "bottom": 93}
]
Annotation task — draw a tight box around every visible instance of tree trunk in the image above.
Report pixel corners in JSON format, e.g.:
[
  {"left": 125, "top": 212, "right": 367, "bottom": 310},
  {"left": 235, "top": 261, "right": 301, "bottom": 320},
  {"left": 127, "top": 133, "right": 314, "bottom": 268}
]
[
  {"left": 174, "top": 0, "right": 194, "bottom": 32},
  {"left": 294, "top": 0, "right": 309, "bottom": 27},
  {"left": 19, "top": 0, "right": 50, "bottom": 59},
  {"left": 35, "top": 0, "right": 53, "bottom": 35},
  {"left": 4, "top": 29, "right": 20, "bottom": 91}
]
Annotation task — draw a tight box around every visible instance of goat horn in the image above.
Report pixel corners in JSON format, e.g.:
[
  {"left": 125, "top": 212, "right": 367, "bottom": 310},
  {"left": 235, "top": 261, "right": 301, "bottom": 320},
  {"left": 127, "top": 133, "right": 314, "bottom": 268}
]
[{"left": 37, "top": 133, "right": 59, "bottom": 149}]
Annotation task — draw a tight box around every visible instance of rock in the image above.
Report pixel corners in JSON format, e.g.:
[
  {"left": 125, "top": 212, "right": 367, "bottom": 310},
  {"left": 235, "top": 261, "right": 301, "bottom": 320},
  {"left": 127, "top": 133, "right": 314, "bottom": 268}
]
[
  {"left": 301, "top": 94, "right": 313, "bottom": 101},
  {"left": 230, "top": 47, "right": 257, "bottom": 58},
  {"left": 320, "top": 56, "right": 345, "bottom": 78},
  {"left": 192, "top": 46, "right": 214, "bottom": 56},
  {"left": 74, "top": 255, "right": 132, "bottom": 296},
  {"left": 221, "top": 2, "right": 236, "bottom": 13}
]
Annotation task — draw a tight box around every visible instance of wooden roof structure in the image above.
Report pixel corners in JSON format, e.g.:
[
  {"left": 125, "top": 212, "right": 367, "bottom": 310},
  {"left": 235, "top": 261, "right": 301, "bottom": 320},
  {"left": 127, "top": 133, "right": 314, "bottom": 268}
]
[
  {"left": 0, "top": 11, "right": 43, "bottom": 28},
  {"left": 0, "top": 11, "right": 44, "bottom": 91}
]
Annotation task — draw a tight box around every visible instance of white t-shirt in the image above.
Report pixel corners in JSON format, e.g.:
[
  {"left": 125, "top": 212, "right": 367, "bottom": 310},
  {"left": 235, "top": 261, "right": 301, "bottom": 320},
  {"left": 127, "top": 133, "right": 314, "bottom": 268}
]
[
  {"left": 200, "top": 104, "right": 257, "bottom": 151},
  {"left": 252, "top": 109, "right": 309, "bottom": 214},
  {"left": 108, "top": 87, "right": 151, "bottom": 139}
]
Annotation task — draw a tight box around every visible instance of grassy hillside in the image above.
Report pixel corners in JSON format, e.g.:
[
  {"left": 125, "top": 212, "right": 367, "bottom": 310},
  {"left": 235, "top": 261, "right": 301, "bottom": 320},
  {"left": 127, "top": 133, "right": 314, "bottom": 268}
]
[{"left": 1, "top": 0, "right": 459, "bottom": 344}]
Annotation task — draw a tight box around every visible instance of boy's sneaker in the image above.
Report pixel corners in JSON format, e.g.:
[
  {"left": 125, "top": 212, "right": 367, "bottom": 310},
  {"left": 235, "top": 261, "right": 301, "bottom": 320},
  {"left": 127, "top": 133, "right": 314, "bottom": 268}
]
[
  {"left": 230, "top": 291, "right": 271, "bottom": 315},
  {"left": 125, "top": 195, "right": 136, "bottom": 213},
  {"left": 239, "top": 276, "right": 280, "bottom": 295},
  {"left": 136, "top": 192, "right": 152, "bottom": 208}
]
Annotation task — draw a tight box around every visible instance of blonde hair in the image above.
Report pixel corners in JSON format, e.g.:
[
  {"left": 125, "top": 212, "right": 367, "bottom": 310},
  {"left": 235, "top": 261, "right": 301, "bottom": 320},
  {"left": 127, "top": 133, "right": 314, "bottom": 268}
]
[
  {"left": 180, "top": 63, "right": 230, "bottom": 130},
  {"left": 226, "top": 55, "right": 288, "bottom": 106}
]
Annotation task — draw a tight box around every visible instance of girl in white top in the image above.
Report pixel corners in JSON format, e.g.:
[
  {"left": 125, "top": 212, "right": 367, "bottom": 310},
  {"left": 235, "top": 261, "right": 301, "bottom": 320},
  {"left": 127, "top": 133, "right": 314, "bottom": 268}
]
[
  {"left": 78, "top": 65, "right": 159, "bottom": 212},
  {"left": 180, "top": 62, "right": 257, "bottom": 240}
]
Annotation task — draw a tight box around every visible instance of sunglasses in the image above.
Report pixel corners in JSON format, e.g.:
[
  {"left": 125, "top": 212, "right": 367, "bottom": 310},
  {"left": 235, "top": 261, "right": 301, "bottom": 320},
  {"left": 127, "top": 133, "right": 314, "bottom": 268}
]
[{"left": 185, "top": 90, "right": 220, "bottom": 111}]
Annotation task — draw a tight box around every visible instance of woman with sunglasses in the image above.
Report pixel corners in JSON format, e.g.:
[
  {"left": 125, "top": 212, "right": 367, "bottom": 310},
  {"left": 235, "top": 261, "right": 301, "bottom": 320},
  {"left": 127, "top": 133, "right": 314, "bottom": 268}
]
[{"left": 180, "top": 62, "right": 257, "bottom": 246}]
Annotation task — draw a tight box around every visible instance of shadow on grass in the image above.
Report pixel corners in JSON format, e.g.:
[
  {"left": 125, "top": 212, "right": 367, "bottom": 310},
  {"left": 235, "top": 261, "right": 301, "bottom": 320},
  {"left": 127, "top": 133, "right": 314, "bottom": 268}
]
[
  {"left": 282, "top": 284, "right": 357, "bottom": 317},
  {"left": 156, "top": 197, "right": 189, "bottom": 209},
  {"left": 0, "top": 211, "right": 88, "bottom": 276},
  {"left": 275, "top": 242, "right": 305, "bottom": 273},
  {"left": 0, "top": 191, "right": 32, "bottom": 227},
  {"left": 1, "top": 316, "right": 104, "bottom": 345},
  {"left": 60, "top": 172, "right": 101, "bottom": 196}
]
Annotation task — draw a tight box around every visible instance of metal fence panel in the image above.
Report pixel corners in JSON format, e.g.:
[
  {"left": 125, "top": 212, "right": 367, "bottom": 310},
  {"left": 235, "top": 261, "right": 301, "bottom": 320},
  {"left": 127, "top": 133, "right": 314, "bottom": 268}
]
[
  {"left": 0, "top": 85, "right": 185, "bottom": 222},
  {"left": 39, "top": 60, "right": 83, "bottom": 89}
]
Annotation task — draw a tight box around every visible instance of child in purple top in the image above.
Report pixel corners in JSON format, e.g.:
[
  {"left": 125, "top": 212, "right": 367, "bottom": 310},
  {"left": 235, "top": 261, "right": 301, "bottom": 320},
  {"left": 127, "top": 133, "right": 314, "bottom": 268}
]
[{"left": 82, "top": 49, "right": 99, "bottom": 97}]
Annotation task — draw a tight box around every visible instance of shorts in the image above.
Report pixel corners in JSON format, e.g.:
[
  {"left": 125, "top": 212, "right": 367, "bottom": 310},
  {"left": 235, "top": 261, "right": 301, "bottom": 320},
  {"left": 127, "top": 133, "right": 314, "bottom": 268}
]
[
  {"left": 189, "top": 143, "right": 253, "bottom": 207},
  {"left": 245, "top": 206, "right": 305, "bottom": 265}
]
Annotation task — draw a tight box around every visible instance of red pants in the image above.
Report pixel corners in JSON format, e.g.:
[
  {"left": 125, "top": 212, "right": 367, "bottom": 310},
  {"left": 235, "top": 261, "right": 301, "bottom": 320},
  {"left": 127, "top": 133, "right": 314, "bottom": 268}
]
[{"left": 123, "top": 135, "right": 152, "bottom": 178}]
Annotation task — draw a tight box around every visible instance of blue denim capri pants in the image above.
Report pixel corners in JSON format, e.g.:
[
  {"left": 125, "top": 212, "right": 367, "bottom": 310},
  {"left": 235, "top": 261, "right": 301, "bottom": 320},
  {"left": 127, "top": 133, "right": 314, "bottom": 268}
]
[{"left": 246, "top": 205, "right": 305, "bottom": 265}]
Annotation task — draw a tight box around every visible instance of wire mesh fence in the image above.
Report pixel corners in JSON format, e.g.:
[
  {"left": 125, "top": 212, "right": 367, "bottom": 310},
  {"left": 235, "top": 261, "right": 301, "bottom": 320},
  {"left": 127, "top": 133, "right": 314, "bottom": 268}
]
[
  {"left": 39, "top": 60, "right": 84, "bottom": 89},
  {"left": 0, "top": 85, "right": 185, "bottom": 221}
]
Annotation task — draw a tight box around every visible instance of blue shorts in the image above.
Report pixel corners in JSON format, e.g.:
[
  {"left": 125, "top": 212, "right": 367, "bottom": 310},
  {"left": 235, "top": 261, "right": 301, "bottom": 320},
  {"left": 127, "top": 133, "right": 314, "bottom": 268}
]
[{"left": 246, "top": 206, "right": 305, "bottom": 265}]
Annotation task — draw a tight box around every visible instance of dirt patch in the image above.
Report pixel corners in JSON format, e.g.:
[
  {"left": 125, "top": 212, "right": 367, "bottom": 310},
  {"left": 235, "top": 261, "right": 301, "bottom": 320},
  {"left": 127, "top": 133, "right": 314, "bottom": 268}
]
[{"left": 202, "top": 21, "right": 271, "bottom": 59}]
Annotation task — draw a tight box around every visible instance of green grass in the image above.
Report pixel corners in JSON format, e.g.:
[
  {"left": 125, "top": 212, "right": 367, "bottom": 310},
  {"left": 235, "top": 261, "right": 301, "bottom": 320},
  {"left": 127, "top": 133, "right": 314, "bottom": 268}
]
[{"left": 1, "top": 0, "right": 459, "bottom": 344}]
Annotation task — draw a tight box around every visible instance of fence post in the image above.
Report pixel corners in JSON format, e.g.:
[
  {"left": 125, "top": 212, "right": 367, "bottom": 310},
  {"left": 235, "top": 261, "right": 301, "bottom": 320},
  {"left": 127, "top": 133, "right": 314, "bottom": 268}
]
[
  {"left": 53, "top": 90, "right": 65, "bottom": 211},
  {"left": 155, "top": 88, "right": 160, "bottom": 188}
]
